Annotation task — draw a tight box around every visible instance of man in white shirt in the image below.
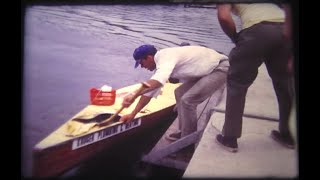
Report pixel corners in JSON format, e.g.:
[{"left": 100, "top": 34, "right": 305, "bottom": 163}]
[{"left": 119, "top": 44, "right": 229, "bottom": 142}]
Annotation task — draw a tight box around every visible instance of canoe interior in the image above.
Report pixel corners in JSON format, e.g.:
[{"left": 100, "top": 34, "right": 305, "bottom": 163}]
[{"left": 32, "top": 82, "right": 180, "bottom": 177}]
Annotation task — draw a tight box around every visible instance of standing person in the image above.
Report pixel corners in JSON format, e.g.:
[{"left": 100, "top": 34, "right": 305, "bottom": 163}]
[
  {"left": 215, "top": 3, "right": 294, "bottom": 152},
  {"left": 119, "top": 44, "right": 229, "bottom": 144},
  {"left": 283, "top": 4, "right": 297, "bottom": 143}
]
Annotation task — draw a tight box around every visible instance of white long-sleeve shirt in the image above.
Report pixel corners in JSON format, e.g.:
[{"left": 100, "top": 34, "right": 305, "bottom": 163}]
[{"left": 145, "top": 46, "right": 229, "bottom": 97}]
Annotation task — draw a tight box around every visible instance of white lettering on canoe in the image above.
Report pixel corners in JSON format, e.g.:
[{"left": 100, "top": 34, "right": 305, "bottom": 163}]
[{"left": 72, "top": 118, "right": 141, "bottom": 150}]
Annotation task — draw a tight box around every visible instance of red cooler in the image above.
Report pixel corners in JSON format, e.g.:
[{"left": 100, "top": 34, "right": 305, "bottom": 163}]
[{"left": 90, "top": 88, "right": 116, "bottom": 106}]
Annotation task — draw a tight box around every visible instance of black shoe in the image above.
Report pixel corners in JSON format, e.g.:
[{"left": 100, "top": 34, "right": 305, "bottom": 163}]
[
  {"left": 270, "top": 130, "right": 295, "bottom": 149},
  {"left": 215, "top": 134, "right": 238, "bottom": 153}
]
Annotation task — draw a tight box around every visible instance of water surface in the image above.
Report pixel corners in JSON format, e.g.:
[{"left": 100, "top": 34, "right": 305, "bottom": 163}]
[{"left": 22, "top": 4, "right": 239, "bottom": 177}]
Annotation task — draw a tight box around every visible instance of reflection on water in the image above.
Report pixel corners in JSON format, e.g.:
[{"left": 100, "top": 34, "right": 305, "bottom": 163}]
[{"left": 23, "top": 4, "right": 239, "bottom": 177}]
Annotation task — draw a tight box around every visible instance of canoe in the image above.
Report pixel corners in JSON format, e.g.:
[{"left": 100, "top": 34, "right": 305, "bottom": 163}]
[{"left": 32, "top": 82, "right": 180, "bottom": 177}]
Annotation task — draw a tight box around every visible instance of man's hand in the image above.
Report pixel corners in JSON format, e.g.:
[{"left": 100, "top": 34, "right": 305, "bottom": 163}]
[{"left": 119, "top": 113, "right": 135, "bottom": 123}]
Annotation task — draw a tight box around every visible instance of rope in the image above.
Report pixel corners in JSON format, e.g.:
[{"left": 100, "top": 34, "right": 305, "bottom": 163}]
[{"left": 197, "top": 93, "right": 213, "bottom": 121}]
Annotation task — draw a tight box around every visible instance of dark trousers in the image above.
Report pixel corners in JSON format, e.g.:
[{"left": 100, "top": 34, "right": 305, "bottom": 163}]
[{"left": 222, "top": 21, "right": 293, "bottom": 138}]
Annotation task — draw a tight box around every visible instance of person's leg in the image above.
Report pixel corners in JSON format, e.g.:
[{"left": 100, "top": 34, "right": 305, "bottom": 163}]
[
  {"left": 166, "top": 82, "right": 196, "bottom": 141},
  {"left": 167, "top": 80, "right": 198, "bottom": 141},
  {"left": 222, "top": 28, "right": 266, "bottom": 138},
  {"left": 179, "top": 70, "right": 227, "bottom": 137},
  {"left": 263, "top": 23, "right": 295, "bottom": 148},
  {"left": 174, "top": 81, "right": 197, "bottom": 132},
  {"left": 217, "top": 23, "right": 268, "bottom": 152}
]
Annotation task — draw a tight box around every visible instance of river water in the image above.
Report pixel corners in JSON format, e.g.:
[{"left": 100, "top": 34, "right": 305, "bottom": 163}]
[{"left": 22, "top": 4, "right": 240, "bottom": 177}]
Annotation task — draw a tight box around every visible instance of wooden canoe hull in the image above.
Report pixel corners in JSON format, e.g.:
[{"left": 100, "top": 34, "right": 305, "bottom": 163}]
[{"left": 32, "top": 105, "right": 177, "bottom": 177}]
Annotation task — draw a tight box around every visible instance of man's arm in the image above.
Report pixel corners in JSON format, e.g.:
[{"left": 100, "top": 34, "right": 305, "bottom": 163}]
[
  {"left": 134, "top": 79, "right": 163, "bottom": 96},
  {"left": 130, "top": 95, "right": 152, "bottom": 116},
  {"left": 217, "top": 4, "right": 238, "bottom": 43},
  {"left": 120, "top": 79, "right": 162, "bottom": 123},
  {"left": 283, "top": 3, "right": 292, "bottom": 43},
  {"left": 281, "top": 3, "right": 294, "bottom": 74},
  {"left": 119, "top": 95, "right": 152, "bottom": 123}
]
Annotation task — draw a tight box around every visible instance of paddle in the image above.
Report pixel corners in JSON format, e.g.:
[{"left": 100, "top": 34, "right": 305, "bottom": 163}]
[
  {"left": 66, "top": 82, "right": 151, "bottom": 136},
  {"left": 72, "top": 113, "right": 117, "bottom": 124}
]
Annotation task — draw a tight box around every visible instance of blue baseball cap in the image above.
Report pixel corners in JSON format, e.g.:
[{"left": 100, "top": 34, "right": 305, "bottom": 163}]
[{"left": 133, "top": 44, "right": 157, "bottom": 68}]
